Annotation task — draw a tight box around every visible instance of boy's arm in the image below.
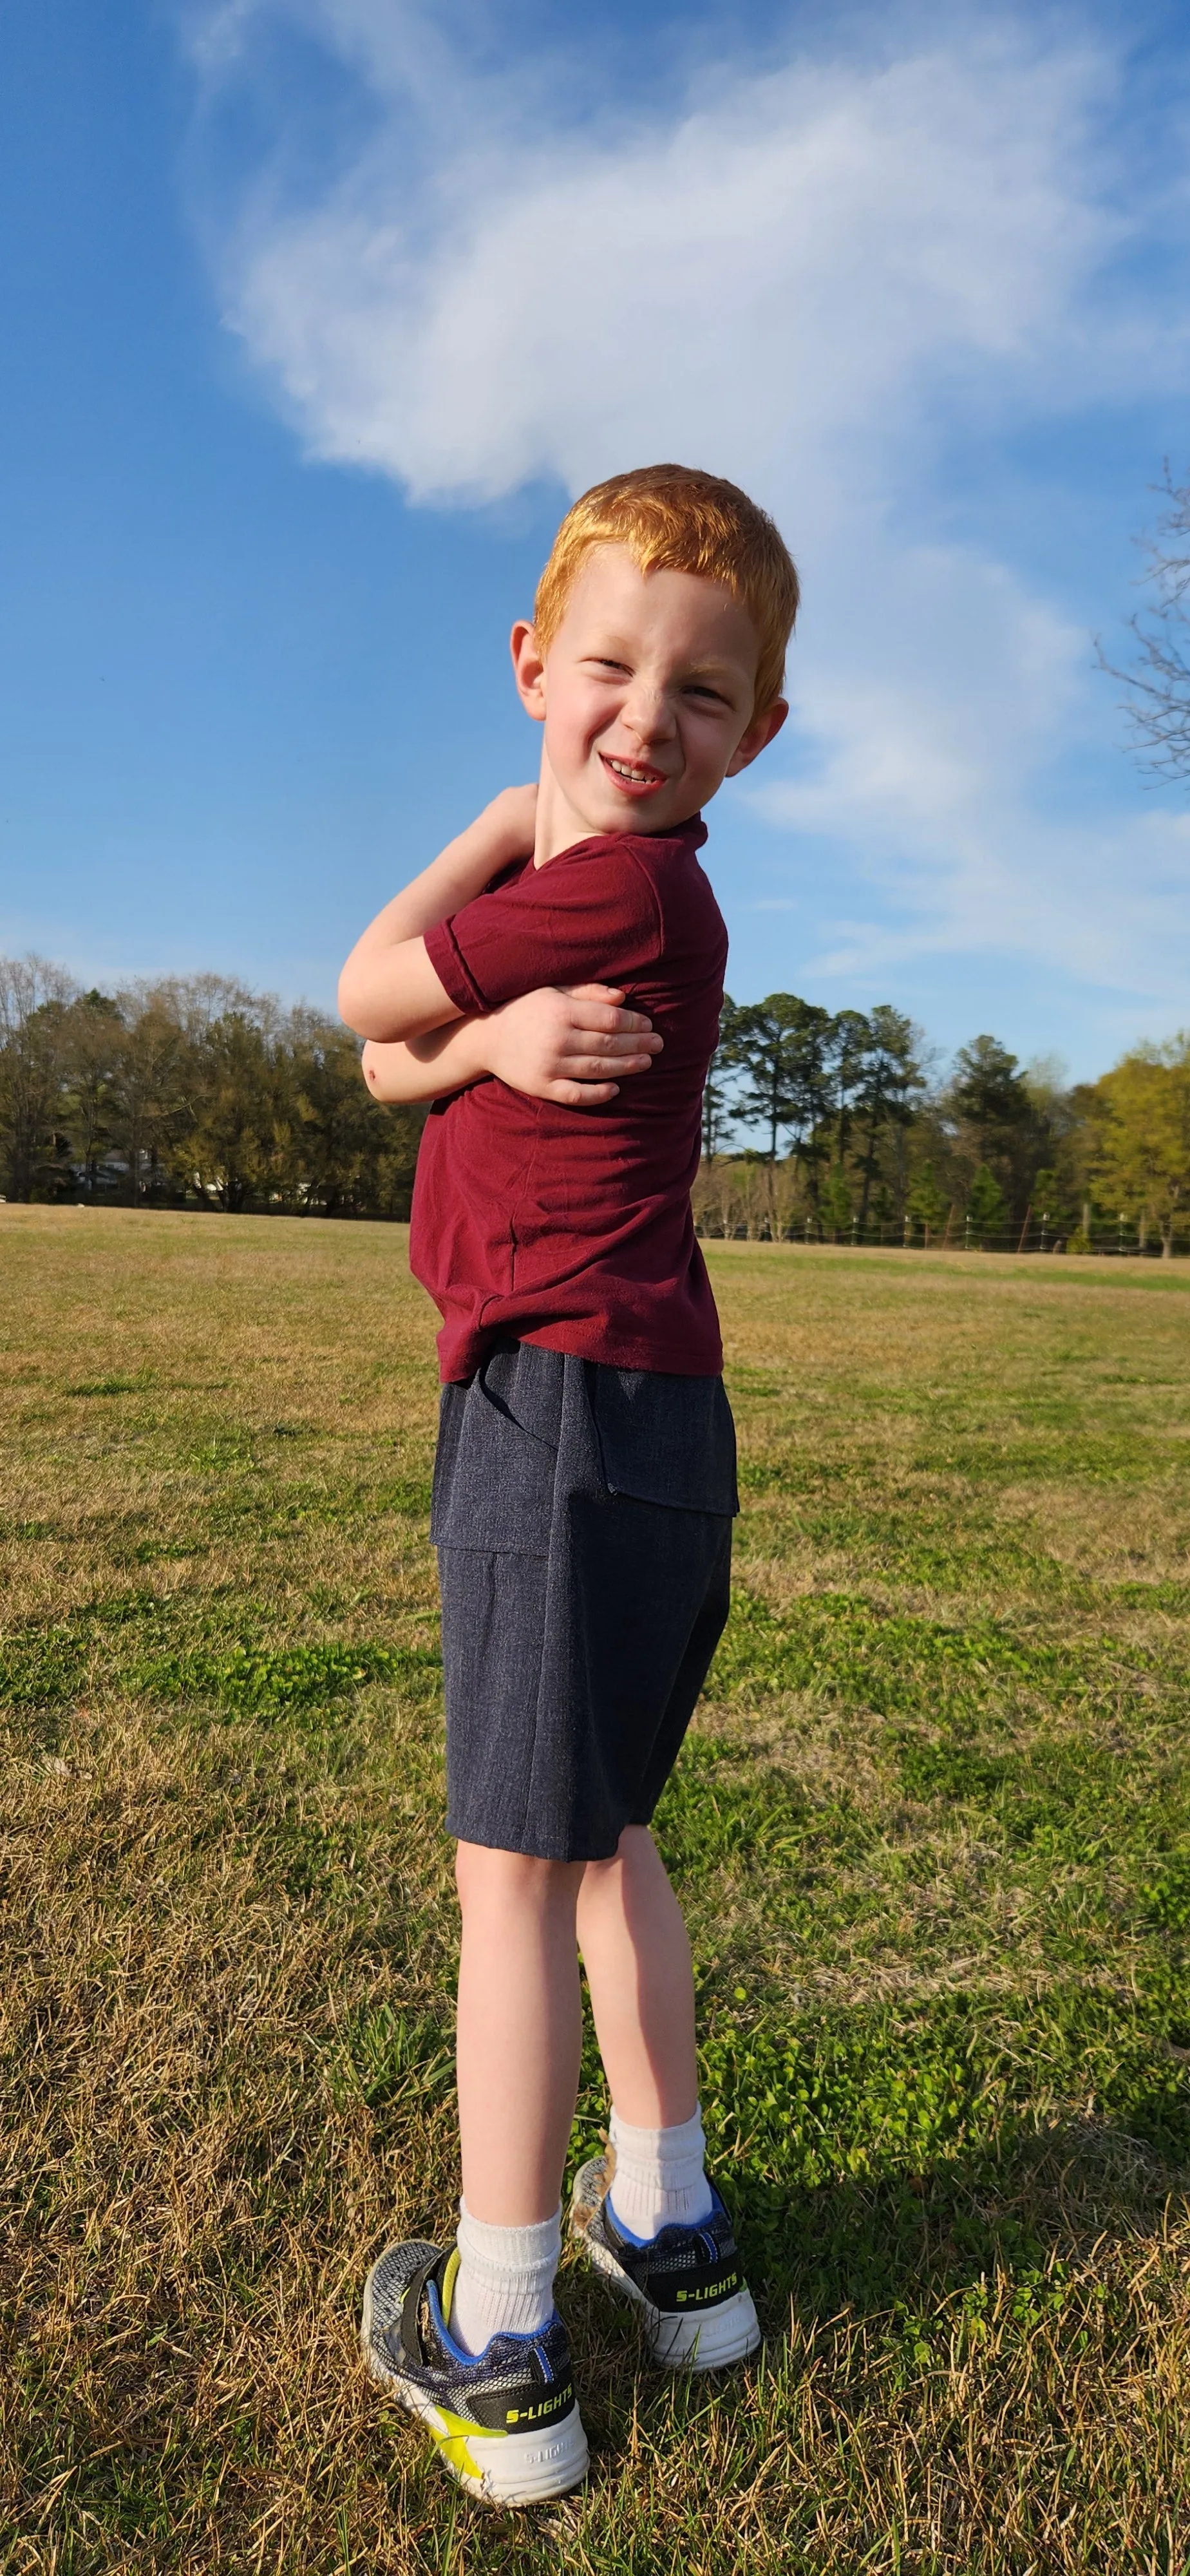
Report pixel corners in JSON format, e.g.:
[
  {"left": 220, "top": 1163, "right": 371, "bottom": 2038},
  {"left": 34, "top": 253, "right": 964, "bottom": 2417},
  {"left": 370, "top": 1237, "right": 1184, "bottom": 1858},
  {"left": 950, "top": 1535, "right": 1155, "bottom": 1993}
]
[
  {"left": 362, "top": 1020, "right": 493, "bottom": 1105},
  {"left": 337, "top": 786, "right": 538, "bottom": 1043},
  {"left": 363, "top": 984, "right": 663, "bottom": 1108}
]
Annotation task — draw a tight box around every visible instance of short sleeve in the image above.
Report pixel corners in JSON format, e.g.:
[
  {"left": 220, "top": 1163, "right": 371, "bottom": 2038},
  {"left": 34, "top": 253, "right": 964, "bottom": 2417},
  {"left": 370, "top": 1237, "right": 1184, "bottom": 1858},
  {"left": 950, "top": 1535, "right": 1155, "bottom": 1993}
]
[{"left": 424, "top": 841, "right": 664, "bottom": 1014}]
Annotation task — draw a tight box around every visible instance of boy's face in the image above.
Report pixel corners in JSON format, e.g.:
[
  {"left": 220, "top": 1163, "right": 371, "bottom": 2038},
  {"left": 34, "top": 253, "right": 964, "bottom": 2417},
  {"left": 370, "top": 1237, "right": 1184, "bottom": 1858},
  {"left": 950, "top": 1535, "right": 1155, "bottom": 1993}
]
[{"left": 511, "top": 545, "right": 787, "bottom": 844}]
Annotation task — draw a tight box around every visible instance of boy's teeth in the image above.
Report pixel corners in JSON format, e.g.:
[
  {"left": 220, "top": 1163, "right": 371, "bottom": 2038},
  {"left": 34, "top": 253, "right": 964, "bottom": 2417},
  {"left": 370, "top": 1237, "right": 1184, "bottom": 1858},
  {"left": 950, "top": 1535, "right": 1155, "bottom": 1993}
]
[{"left": 610, "top": 759, "right": 656, "bottom": 782}]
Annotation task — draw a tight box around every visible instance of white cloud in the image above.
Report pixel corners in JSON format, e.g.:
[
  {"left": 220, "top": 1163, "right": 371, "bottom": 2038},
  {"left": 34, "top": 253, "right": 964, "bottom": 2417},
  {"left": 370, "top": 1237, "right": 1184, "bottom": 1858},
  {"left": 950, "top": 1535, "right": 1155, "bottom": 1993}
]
[
  {"left": 750, "top": 544, "right": 1190, "bottom": 1004},
  {"left": 214, "top": 16, "right": 1128, "bottom": 500},
  {"left": 185, "top": 2, "right": 1190, "bottom": 1020}
]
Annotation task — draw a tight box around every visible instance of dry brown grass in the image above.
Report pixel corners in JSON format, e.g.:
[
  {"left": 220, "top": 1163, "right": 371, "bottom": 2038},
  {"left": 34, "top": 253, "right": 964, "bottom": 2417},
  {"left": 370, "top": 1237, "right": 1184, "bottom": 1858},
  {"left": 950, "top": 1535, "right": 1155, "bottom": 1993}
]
[{"left": 1, "top": 1209, "right": 1189, "bottom": 2573}]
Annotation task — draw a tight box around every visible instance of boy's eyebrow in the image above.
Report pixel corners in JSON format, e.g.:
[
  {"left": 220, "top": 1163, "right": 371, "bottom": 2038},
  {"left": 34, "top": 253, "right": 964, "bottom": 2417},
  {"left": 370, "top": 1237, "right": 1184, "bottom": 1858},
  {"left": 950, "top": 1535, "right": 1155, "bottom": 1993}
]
[{"left": 581, "top": 634, "right": 751, "bottom": 686}]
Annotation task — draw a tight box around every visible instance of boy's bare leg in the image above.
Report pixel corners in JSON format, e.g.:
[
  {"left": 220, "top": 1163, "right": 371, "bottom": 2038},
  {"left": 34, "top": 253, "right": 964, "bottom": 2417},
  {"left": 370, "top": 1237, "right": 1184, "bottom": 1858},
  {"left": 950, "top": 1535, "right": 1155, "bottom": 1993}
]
[
  {"left": 575, "top": 1825, "right": 697, "bottom": 2126},
  {"left": 453, "top": 1826, "right": 701, "bottom": 2255},
  {"left": 455, "top": 1842, "right": 587, "bottom": 2224},
  {"left": 361, "top": 1839, "right": 593, "bottom": 2500},
  {"left": 570, "top": 1825, "right": 759, "bottom": 2369}
]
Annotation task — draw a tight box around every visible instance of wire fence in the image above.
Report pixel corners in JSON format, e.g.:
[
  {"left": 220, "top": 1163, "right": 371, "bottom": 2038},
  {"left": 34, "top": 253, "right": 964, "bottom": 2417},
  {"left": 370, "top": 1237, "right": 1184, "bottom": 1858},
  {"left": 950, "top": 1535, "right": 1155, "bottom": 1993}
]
[{"left": 694, "top": 1214, "right": 1185, "bottom": 1257}]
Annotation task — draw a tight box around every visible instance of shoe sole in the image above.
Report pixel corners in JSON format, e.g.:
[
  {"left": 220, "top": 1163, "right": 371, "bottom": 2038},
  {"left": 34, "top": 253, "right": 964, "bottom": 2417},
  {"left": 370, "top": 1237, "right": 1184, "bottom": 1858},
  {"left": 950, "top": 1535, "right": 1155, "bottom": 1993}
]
[
  {"left": 571, "top": 2164, "right": 762, "bottom": 2372},
  {"left": 361, "top": 2265, "right": 589, "bottom": 2508},
  {"left": 578, "top": 2226, "right": 762, "bottom": 2369}
]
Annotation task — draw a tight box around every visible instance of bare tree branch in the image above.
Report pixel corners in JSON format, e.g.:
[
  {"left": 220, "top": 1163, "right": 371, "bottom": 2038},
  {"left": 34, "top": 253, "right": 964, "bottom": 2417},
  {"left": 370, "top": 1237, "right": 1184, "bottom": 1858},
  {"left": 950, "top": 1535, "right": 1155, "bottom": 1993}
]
[{"left": 1100, "top": 464, "right": 1190, "bottom": 781}]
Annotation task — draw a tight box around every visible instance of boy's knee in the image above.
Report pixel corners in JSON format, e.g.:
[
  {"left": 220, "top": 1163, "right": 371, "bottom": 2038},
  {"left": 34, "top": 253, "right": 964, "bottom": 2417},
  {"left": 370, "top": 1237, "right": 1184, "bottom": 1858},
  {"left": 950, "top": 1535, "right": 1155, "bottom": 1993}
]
[
  {"left": 455, "top": 1840, "right": 583, "bottom": 1912},
  {"left": 582, "top": 1824, "right": 654, "bottom": 1884}
]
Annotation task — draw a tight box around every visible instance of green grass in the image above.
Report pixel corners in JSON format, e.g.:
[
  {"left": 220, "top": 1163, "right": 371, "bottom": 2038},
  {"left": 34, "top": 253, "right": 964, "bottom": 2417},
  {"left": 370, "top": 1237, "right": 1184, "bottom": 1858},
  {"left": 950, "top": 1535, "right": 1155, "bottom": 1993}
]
[{"left": 1, "top": 1211, "right": 1188, "bottom": 2572}]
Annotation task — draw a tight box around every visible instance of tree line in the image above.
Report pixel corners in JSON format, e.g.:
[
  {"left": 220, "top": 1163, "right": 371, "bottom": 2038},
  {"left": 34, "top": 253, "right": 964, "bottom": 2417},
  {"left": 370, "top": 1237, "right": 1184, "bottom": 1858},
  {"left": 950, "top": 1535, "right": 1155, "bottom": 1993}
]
[
  {"left": 1, "top": 952, "right": 1187, "bottom": 1255},
  {"left": 695, "top": 998, "right": 1190, "bottom": 1256},
  {"left": 0, "top": 958, "right": 424, "bottom": 1218}
]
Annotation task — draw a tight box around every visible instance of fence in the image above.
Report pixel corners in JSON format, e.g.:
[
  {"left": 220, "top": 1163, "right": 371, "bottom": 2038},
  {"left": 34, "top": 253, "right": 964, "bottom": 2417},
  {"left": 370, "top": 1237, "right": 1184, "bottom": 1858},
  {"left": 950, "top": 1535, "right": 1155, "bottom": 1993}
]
[{"left": 694, "top": 1213, "right": 1184, "bottom": 1257}]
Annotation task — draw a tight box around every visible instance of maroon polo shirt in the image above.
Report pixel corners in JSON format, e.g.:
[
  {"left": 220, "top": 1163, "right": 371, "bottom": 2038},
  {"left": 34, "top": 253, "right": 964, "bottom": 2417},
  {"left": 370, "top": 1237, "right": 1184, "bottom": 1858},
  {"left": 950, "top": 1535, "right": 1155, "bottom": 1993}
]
[{"left": 409, "top": 818, "right": 727, "bottom": 1383}]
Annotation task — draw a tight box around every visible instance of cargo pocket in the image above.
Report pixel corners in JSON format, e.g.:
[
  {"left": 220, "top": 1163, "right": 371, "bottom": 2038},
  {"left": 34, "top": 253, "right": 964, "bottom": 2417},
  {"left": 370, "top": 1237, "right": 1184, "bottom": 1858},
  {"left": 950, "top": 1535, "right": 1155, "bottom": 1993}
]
[
  {"left": 587, "top": 1367, "right": 738, "bottom": 1516},
  {"left": 431, "top": 1343, "right": 563, "bottom": 1555}
]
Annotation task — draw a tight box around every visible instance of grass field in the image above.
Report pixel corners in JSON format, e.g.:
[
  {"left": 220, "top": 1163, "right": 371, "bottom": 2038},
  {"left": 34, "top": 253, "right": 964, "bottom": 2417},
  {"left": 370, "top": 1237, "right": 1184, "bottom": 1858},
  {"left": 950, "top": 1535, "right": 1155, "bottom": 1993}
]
[{"left": 3, "top": 1207, "right": 1189, "bottom": 2575}]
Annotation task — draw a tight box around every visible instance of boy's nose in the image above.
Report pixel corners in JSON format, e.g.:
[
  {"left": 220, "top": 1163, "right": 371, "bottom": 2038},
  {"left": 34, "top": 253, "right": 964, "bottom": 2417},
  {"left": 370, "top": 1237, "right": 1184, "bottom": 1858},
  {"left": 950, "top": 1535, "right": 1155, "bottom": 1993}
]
[{"left": 620, "top": 683, "right": 677, "bottom": 747}]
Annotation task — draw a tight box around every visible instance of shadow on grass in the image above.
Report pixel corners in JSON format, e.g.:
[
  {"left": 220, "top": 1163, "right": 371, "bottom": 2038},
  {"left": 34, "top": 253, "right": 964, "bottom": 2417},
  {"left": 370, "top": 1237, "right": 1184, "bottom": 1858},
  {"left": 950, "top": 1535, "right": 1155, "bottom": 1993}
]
[
  {"left": 560, "top": 2109, "right": 1189, "bottom": 2499},
  {"left": 736, "top": 2111, "right": 1187, "bottom": 2327}
]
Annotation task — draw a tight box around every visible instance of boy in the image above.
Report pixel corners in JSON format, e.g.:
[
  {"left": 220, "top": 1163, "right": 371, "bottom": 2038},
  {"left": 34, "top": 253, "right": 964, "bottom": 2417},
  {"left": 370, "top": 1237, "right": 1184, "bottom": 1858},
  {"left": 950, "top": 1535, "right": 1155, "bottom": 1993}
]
[{"left": 338, "top": 464, "right": 798, "bottom": 2507}]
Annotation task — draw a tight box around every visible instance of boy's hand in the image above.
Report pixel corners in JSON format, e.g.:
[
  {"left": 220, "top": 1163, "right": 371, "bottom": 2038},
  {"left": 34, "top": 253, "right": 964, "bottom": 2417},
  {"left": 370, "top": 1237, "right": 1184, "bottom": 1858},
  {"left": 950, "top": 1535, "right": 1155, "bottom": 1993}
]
[{"left": 483, "top": 983, "right": 663, "bottom": 1105}]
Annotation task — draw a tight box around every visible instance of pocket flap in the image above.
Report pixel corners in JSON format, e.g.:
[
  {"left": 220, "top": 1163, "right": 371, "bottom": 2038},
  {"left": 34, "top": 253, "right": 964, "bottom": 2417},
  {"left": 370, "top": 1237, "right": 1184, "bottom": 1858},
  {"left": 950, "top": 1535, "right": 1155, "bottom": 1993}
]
[{"left": 590, "top": 1369, "right": 738, "bottom": 1515}]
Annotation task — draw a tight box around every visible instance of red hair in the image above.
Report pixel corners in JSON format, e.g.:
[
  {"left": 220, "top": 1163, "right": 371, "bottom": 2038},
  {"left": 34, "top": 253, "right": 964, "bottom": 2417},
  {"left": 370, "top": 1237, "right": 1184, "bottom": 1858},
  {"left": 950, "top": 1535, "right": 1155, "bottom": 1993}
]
[{"left": 533, "top": 464, "right": 799, "bottom": 713}]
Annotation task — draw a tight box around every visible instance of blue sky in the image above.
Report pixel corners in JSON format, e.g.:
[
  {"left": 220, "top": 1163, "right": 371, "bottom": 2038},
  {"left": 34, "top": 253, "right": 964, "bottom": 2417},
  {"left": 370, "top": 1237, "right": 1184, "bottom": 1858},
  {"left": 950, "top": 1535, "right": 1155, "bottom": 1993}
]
[{"left": 3, "top": 0, "right": 1189, "bottom": 1079}]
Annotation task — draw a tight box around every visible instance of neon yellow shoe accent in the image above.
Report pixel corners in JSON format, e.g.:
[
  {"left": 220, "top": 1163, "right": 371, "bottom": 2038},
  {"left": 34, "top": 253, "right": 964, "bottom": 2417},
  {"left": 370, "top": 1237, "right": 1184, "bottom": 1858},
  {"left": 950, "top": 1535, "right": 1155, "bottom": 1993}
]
[
  {"left": 438, "top": 2246, "right": 461, "bottom": 2333},
  {"left": 429, "top": 2403, "right": 509, "bottom": 2483}
]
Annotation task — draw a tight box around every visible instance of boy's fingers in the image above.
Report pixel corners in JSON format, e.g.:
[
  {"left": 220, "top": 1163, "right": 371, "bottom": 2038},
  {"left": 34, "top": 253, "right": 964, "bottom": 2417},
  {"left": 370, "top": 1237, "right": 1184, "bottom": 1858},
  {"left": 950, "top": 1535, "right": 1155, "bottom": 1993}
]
[
  {"left": 567, "top": 1052, "right": 654, "bottom": 1077},
  {"left": 548, "top": 1079, "right": 619, "bottom": 1104},
  {"left": 559, "top": 986, "right": 653, "bottom": 1033},
  {"left": 571, "top": 1007, "right": 658, "bottom": 1037},
  {"left": 572, "top": 1036, "right": 661, "bottom": 1061}
]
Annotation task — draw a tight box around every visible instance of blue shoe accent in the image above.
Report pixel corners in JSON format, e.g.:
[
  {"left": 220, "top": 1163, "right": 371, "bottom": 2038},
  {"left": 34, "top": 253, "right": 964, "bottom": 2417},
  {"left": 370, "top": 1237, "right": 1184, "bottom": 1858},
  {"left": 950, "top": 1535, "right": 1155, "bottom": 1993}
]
[
  {"left": 426, "top": 2271, "right": 560, "bottom": 2372},
  {"left": 363, "top": 2240, "right": 576, "bottom": 2433},
  {"left": 590, "top": 2182, "right": 739, "bottom": 2306},
  {"left": 605, "top": 2193, "right": 654, "bottom": 2246},
  {"left": 361, "top": 2238, "right": 589, "bottom": 2505},
  {"left": 572, "top": 2157, "right": 761, "bottom": 2371}
]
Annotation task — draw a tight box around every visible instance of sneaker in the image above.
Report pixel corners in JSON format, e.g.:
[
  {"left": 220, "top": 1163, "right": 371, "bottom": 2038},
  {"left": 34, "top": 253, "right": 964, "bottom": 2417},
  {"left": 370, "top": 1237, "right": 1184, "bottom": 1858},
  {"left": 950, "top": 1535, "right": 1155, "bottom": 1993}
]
[
  {"left": 571, "top": 2154, "right": 760, "bottom": 2371},
  {"left": 361, "top": 2239, "right": 589, "bottom": 2507}
]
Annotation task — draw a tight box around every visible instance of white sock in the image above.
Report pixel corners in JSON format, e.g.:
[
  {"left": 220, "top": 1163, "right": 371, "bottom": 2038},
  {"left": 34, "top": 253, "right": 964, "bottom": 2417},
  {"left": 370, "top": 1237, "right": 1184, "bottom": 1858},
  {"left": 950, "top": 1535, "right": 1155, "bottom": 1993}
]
[
  {"left": 448, "top": 2201, "right": 561, "bottom": 2356},
  {"left": 606, "top": 2105, "right": 715, "bottom": 2240}
]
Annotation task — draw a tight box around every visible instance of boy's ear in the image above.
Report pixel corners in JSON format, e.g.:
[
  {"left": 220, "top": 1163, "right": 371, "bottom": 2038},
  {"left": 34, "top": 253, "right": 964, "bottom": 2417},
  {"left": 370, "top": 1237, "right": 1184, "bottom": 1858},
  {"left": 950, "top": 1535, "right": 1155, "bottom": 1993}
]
[
  {"left": 511, "top": 620, "right": 547, "bottom": 721},
  {"left": 725, "top": 697, "right": 788, "bottom": 777}
]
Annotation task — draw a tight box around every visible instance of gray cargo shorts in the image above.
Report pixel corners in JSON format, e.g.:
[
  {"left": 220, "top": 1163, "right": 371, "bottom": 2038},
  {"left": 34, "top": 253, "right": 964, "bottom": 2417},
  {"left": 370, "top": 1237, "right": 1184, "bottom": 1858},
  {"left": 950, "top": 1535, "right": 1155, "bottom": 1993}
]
[{"left": 431, "top": 1341, "right": 737, "bottom": 1862}]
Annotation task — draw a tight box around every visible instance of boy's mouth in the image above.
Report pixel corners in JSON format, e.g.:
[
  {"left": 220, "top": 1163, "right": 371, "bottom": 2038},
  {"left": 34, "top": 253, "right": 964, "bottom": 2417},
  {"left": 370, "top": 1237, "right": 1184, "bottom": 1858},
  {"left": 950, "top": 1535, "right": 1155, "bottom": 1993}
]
[{"left": 600, "top": 753, "right": 670, "bottom": 797}]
